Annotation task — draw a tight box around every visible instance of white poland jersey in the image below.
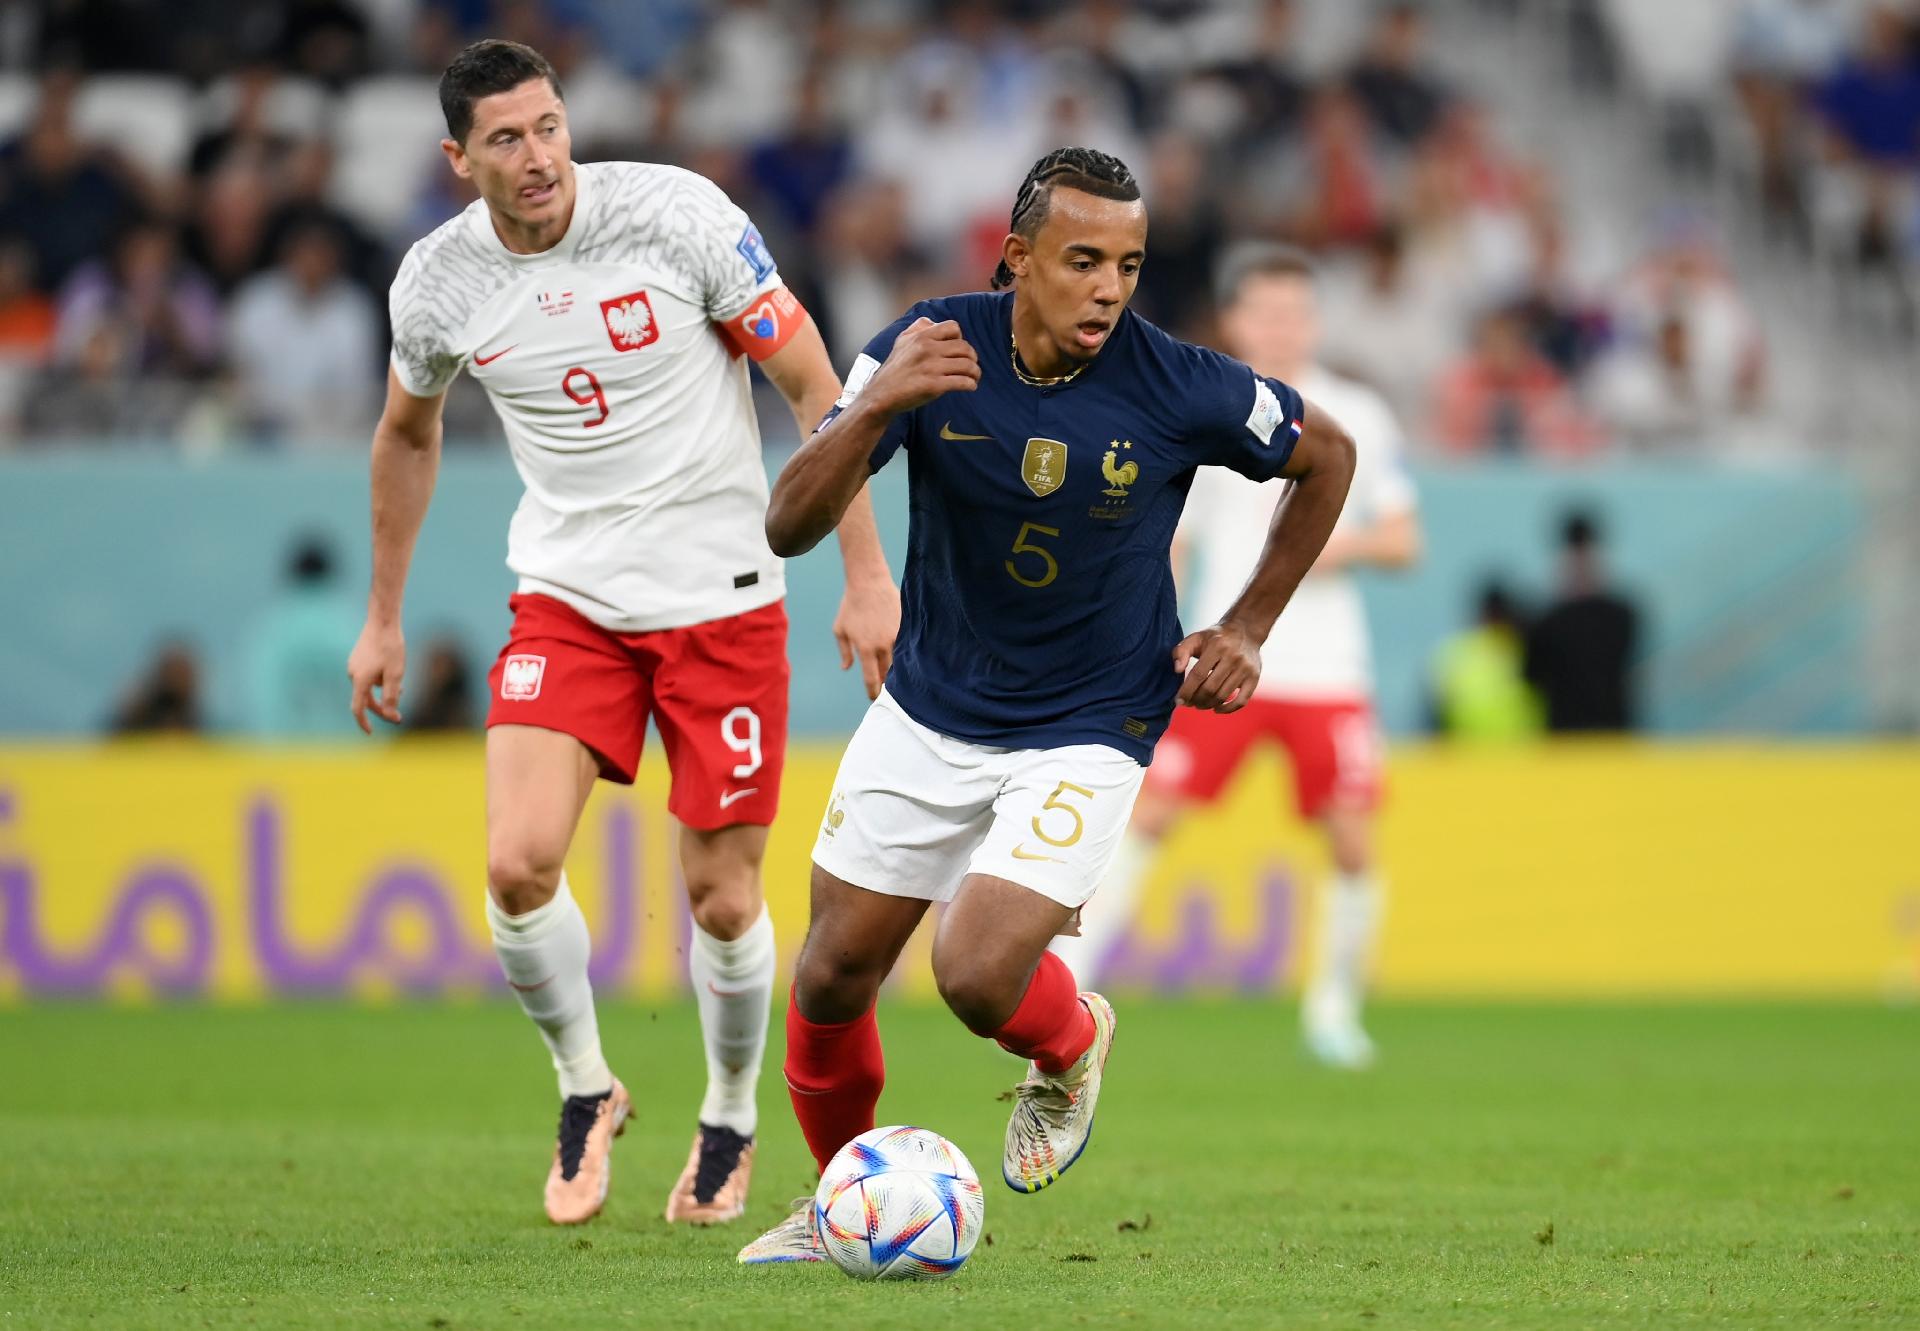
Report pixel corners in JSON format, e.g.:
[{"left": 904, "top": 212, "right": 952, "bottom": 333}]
[
  {"left": 388, "top": 160, "right": 788, "bottom": 632},
  {"left": 1180, "top": 367, "right": 1417, "bottom": 701}
]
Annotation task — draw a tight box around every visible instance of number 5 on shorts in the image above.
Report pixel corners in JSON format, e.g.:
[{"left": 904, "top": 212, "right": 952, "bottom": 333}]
[{"left": 1031, "top": 780, "right": 1094, "bottom": 848}]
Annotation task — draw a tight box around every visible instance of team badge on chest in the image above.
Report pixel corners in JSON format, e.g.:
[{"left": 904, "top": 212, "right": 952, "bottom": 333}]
[
  {"left": 1022, "top": 438, "right": 1068, "bottom": 497},
  {"left": 600, "top": 290, "right": 659, "bottom": 352}
]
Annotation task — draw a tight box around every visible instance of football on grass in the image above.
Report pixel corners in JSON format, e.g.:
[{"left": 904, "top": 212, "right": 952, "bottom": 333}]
[{"left": 815, "top": 1125, "right": 985, "bottom": 1280}]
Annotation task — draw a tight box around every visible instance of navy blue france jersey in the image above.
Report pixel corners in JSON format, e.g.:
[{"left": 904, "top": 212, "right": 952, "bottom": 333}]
[{"left": 831, "top": 291, "right": 1305, "bottom": 764}]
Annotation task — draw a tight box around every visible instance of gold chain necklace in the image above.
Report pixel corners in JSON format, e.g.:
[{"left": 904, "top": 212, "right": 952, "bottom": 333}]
[{"left": 1010, "top": 332, "right": 1088, "bottom": 388}]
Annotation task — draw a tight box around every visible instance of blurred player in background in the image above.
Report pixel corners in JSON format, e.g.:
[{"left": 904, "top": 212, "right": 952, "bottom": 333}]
[
  {"left": 1052, "top": 246, "right": 1422, "bottom": 1069},
  {"left": 345, "top": 40, "right": 899, "bottom": 1228},
  {"left": 738, "top": 149, "right": 1356, "bottom": 1265}
]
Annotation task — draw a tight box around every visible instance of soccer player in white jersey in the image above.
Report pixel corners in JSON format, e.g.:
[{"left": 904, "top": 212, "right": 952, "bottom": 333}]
[
  {"left": 1052, "top": 245, "right": 1422, "bottom": 1068},
  {"left": 345, "top": 41, "right": 900, "bottom": 1227}
]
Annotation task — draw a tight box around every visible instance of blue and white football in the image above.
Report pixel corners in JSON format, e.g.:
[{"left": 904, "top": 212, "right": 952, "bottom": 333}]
[{"left": 815, "top": 1125, "right": 985, "bottom": 1281}]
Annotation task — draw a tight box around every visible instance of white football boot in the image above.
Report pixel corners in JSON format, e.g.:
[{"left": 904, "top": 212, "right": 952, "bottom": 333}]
[
  {"left": 1303, "top": 987, "right": 1377, "bottom": 1070},
  {"left": 1002, "top": 993, "right": 1116, "bottom": 1194},
  {"left": 736, "top": 1196, "right": 827, "bottom": 1265}
]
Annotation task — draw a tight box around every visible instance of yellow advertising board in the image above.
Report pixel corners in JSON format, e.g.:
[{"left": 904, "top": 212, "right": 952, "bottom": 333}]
[{"left": 1, "top": 741, "right": 1915, "bottom": 1000}]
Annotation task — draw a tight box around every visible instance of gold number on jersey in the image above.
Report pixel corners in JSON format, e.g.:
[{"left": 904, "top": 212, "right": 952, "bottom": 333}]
[
  {"left": 562, "top": 366, "right": 610, "bottom": 428},
  {"left": 1031, "top": 780, "right": 1095, "bottom": 848},
  {"left": 1005, "top": 522, "right": 1061, "bottom": 589}
]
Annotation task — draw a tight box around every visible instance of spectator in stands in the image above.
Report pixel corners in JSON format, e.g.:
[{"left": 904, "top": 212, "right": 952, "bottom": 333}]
[
  {"left": 227, "top": 218, "right": 379, "bottom": 444},
  {"left": 1729, "top": 0, "right": 1851, "bottom": 237},
  {"left": 812, "top": 178, "right": 934, "bottom": 365},
  {"left": 108, "top": 640, "right": 205, "bottom": 736},
  {"left": 0, "top": 72, "right": 139, "bottom": 295},
  {"left": 1132, "top": 130, "right": 1226, "bottom": 338},
  {"left": 242, "top": 533, "right": 362, "bottom": 737},
  {"left": 1428, "top": 305, "right": 1604, "bottom": 456},
  {"left": 1810, "top": 3, "right": 1920, "bottom": 272},
  {"left": 1347, "top": 2, "right": 1453, "bottom": 147},
  {"left": 747, "top": 64, "right": 855, "bottom": 243},
  {"left": 406, "top": 636, "right": 479, "bottom": 733},
  {"left": 1317, "top": 223, "right": 1457, "bottom": 423},
  {"left": 275, "top": 0, "right": 372, "bottom": 89},
  {"left": 0, "top": 237, "right": 56, "bottom": 437},
  {"left": 1429, "top": 579, "right": 1543, "bottom": 742},
  {"left": 53, "top": 214, "right": 221, "bottom": 379},
  {"left": 1525, "top": 509, "right": 1642, "bottom": 733},
  {"left": 1202, "top": 0, "right": 1312, "bottom": 146},
  {"left": 185, "top": 155, "right": 277, "bottom": 295},
  {"left": 1249, "top": 84, "right": 1387, "bottom": 250},
  {"left": 188, "top": 62, "right": 294, "bottom": 179}
]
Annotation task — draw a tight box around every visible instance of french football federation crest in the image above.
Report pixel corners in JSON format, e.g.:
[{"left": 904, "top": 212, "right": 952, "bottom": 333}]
[
  {"left": 500, "top": 654, "right": 546, "bottom": 701},
  {"left": 1022, "top": 438, "right": 1068, "bottom": 497},
  {"left": 600, "top": 290, "right": 659, "bottom": 352},
  {"left": 1101, "top": 441, "right": 1139, "bottom": 497}
]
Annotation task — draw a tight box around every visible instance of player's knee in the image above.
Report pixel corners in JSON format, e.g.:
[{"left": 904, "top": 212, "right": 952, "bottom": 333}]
[
  {"left": 486, "top": 840, "right": 565, "bottom": 915},
  {"left": 687, "top": 876, "right": 761, "bottom": 940},
  {"left": 792, "top": 940, "right": 885, "bottom": 1024},
  {"left": 932, "top": 953, "right": 1019, "bottom": 1035}
]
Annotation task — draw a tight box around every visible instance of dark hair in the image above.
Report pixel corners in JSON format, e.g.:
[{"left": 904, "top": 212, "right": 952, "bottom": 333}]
[
  {"left": 990, "top": 147, "right": 1141, "bottom": 290},
  {"left": 1560, "top": 507, "right": 1601, "bottom": 551},
  {"left": 439, "top": 39, "right": 563, "bottom": 145},
  {"left": 1213, "top": 242, "right": 1317, "bottom": 310},
  {"left": 289, "top": 533, "right": 336, "bottom": 585},
  {"left": 1476, "top": 577, "right": 1521, "bottom": 626}
]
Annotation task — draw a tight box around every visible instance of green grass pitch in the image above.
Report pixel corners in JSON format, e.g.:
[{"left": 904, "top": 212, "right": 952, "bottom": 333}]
[{"left": 2, "top": 999, "right": 1915, "bottom": 1329}]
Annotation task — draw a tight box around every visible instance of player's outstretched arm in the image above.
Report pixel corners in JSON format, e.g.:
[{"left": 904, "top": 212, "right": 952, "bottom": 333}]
[
  {"left": 764, "top": 317, "right": 979, "bottom": 558},
  {"left": 347, "top": 367, "right": 447, "bottom": 733},
  {"left": 757, "top": 318, "right": 901, "bottom": 698},
  {"left": 1175, "top": 397, "right": 1356, "bottom": 712}
]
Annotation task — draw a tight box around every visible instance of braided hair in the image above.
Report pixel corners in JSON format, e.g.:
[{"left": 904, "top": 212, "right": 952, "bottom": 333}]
[{"left": 990, "top": 147, "right": 1141, "bottom": 290}]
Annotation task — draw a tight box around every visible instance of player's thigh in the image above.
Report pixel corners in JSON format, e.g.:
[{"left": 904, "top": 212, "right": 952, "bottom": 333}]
[
  {"left": 793, "top": 862, "right": 933, "bottom": 1023},
  {"left": 1145, "top": 702, "right": 1267, "bottom": 809},
  {"left": 486, "top": 592, "right": 653, "bottom": 784},
  {"left": 649, "top": 600, "right": 789, "bottom": 832},
  {"left": 678, "top": 821, "right": 768, "bottom": 940},
  {"left": 810, "top": 693, "right": 1001, "bottom": 907},
  {"left": 1275, "top": 700, "right": 1385, "bottom": 823},
  {"left": 484, "top": 724, "right": 602, "bottom": 911}
]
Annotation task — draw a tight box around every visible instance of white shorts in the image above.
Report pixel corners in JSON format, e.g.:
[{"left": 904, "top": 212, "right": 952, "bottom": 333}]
[{"left": 811, "top": 690, "right": 1147, "bottom": 909}]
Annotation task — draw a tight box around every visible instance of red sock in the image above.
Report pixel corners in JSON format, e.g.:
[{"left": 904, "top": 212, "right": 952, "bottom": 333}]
[
  {"left": 783, "top": 985, "right": 885, "bottom": 1173},
  {"left": 990, "top": 951, "right": 1095, "bottom": 1075}
]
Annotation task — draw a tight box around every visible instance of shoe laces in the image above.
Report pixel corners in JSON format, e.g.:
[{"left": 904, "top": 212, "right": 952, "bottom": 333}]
[
  {"left": 1013, "top": 1070, "right": 1080, "bottom": 1133},
  {"left": 691, "top": 1123, "right": 752, "bottom": 1204},
  {"left": 555, "top": 1091, "right": 610, "bottom": 1182}
]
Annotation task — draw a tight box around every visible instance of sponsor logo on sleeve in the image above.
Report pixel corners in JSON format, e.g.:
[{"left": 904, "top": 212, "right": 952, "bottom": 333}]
[
  {"left": 600, "top": 290, "right": 659, "bottom": 352},
  {"left": 500, "top": 654, "right": 546, "bottom": 701},
  {"left": 736, "top": 223, "right": 776, "bottom": 282}
]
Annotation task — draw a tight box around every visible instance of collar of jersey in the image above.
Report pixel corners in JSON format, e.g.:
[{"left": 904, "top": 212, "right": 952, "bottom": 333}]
[
  {"left": 471, "top": 159, "right": 595, "bottom": 266},
  {"left": 999, "top": 292, "right": 1120, "bottom": 392}
]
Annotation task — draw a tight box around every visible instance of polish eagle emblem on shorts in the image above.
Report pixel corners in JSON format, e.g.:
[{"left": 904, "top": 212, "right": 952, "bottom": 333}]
[
  {"left": 500, "top": 654, "right": 546, "bottom": 701},
  {"left": 1022, "top": 438, "right": 1068, "bottom": 498},
  {"left": 600, "top": 290, "right": 659, "bottom": 352}
]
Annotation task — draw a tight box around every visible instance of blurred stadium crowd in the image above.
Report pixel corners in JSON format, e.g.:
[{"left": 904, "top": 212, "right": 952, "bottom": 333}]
[{"left": 2, "top": 0, "right": 1915, "bottom": 455}]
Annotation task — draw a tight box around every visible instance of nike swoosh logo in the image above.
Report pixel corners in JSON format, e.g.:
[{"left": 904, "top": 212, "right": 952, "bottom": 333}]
[
  {"left": 473, "top": 344, "right": 517, "bottom": 365},
  {"left": 719, "top": 787, "right": 760, "bottom": 809},
  {"left": 507, "top": 975, "right": 554, "bottom": 993},
  {"left": 707, "top": 980, "right": 753, "bottom": 999},
  {"left": 940, "top": 421, "right": 991, "bottom": 441},
  {"left": 1010, "top": 845, "right": 1062, "bottom": 863}
]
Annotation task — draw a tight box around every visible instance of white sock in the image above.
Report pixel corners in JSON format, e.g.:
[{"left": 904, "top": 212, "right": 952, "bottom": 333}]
[
  {"left": 1050, "top": 830, "right": 1156, "bottom": 987},
  {"left": 487, "top": 874, "right": 613, "bottom": 1100},
  {"left": 689, "top": 905, "right": 776, "bottom": 1137},
  {"left": 1306, "top": 871, "right": 1384, "bottom": 1022}
]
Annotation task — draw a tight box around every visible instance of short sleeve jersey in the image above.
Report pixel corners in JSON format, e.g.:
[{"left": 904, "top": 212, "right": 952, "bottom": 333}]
[
  {"left": 1181, "top": 367, "right": 1417, "bottom": 700},
  {"left": 388, "top": 161, "right": 790, "bottom": 632},
  {"left": 830, "top": 291, "right": 1305, "bottom": 764}
]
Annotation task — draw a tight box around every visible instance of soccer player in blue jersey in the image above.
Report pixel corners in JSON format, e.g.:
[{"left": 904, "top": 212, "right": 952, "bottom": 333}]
[{"left": 739, "top": 147, "right": 1356, "bottom": 1264}]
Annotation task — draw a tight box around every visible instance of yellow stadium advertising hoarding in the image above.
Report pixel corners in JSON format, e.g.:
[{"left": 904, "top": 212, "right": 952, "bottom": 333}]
[{"left": 1, "top": 742, "right": 1915, "bottom": 1001}]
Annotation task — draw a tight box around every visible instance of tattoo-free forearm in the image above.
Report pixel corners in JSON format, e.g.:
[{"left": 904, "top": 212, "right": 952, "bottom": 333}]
[
  {"left": 765, "top": 396, "right": 895, "bottom": 558},
  {"left": 1222, "top": 414, "right": 1356, "bottom": 642},
  {"left": 365, "top": 421, "right": 441, "bottom": 626}
]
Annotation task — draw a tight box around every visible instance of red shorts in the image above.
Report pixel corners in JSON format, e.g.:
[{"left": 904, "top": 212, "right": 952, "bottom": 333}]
[
  {"left": 1147, "top": 697, "right": 1383, "bottom": 820},
  {"left": 486, "top": 593, "right": 789, "bottom": 830}
]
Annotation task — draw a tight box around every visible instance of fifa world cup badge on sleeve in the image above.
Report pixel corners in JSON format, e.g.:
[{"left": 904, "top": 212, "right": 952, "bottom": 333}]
[
  {"left": 1246, "top": 379, "right": 1286, "bottom": 446},
  {"left": 736, "top": 224, "right": 776, "bottom": 282}
]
